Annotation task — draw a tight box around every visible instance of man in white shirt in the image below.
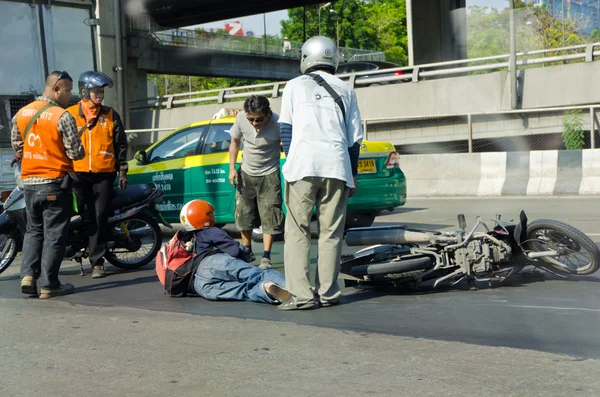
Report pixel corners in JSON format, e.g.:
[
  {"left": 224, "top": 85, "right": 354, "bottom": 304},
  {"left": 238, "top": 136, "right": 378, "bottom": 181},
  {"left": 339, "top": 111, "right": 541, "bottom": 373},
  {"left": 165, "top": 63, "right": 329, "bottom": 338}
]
[
  {"left": 283, "top": 37, "right": 292, "bottom": 56},
  {"left": 278, "top": 36, "right": 364, "bottom": 310}
]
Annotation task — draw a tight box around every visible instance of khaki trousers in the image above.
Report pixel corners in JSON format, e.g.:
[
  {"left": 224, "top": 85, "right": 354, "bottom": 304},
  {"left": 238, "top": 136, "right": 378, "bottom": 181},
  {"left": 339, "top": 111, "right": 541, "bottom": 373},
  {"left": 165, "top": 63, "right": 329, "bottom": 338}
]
[{"left": 284, "top": 177, "right": 349, "bottom": 304}]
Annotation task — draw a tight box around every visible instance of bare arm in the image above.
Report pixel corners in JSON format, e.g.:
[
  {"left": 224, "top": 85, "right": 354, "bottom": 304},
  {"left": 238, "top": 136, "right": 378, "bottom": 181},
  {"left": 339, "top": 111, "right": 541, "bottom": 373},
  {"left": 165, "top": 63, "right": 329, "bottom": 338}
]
[{"left": 228, "top": 137, "right": 241, "bottom": 187}]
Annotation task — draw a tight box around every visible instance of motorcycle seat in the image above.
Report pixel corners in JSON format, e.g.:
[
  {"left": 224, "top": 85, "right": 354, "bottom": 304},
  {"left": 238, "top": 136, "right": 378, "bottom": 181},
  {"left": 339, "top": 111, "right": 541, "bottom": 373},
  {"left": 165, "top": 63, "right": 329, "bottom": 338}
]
[{"left": 110, "top": 184, "right": 155, "bottom": 211}]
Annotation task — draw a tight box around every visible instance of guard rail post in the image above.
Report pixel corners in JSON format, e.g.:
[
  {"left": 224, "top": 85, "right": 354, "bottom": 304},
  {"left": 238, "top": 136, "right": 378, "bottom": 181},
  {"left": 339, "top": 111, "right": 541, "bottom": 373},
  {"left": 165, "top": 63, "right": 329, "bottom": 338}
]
[
  {"left": 468, "top": 113, "right": 473, "bottom": 153},
  {"left": 591, "top": 107, "right": 596, "bottom": 149}
]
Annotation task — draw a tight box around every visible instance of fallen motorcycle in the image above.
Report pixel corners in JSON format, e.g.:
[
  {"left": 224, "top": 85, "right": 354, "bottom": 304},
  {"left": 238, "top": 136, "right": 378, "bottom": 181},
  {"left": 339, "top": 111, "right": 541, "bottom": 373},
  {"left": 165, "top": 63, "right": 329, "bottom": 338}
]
[
  {"left": 0, "top": 181, "right": 171, "bottom": 275},
  {"left": 341, "top": 211, "right": 600, "bottom": 290}
]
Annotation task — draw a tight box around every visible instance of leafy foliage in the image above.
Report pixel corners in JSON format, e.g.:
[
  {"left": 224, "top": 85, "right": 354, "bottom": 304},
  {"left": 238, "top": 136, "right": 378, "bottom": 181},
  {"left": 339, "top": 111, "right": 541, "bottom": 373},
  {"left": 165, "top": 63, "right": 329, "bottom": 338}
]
[
  {"left": 149, "top": 74, "right": 268, "bottom": 97},
  {"left": 467, "top": 3, "right": 586, "bottom": 59},
  {"left": 562, "top": 110, "right": 585, "bottom": 150},
  {"left": 281, "top": 0, "right": 408, "bottom": 65}
]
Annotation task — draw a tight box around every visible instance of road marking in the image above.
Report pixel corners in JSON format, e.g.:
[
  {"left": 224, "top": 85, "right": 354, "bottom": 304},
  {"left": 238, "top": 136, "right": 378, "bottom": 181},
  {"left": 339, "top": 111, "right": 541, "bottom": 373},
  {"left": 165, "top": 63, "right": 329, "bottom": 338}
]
[
  {"left": 587, "top": 233, "right": 600, "bottom": 236},
  {"left": 489, "top": 304, "right": 600, "bottom": 313},
  {"left": 394, "top": 209, "right": 428, "bottom": 214}
]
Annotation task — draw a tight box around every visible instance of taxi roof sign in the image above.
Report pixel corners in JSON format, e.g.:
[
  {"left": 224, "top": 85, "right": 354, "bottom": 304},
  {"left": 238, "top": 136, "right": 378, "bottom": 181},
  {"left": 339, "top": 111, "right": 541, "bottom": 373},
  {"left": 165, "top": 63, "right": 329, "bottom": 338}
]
[{"left": 212, "top": 108, "right": 242, "bottom": 120}]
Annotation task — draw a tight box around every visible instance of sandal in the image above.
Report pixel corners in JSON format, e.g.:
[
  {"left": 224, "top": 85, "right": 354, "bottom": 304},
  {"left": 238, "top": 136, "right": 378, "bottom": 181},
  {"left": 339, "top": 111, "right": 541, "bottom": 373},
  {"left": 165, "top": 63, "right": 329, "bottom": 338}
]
[
  {"left": 277, "top": 299, "right": 319, "bottom": 311},
  {"left": 319, "top": 299, "right": 340, "bottom": 307}
]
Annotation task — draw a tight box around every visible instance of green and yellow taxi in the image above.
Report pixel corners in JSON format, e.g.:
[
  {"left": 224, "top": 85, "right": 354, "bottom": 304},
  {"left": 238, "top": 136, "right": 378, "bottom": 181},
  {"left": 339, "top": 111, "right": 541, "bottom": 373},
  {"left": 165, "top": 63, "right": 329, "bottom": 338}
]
[{"left": 128, "top": 110, "right": 407, "bottom": 228}]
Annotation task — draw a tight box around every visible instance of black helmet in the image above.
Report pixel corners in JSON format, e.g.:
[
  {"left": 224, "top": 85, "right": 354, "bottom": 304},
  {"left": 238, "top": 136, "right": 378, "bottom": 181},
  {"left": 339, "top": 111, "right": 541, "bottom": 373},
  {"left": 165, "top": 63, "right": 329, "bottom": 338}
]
[{"left": 78, "top": 71, "right": 113, "bottom": 99}]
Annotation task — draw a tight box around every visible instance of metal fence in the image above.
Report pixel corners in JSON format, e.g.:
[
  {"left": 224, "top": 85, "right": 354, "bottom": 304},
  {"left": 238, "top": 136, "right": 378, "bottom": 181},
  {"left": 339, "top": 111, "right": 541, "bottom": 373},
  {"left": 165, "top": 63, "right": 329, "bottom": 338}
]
[
  {"left": 128, "top": 14, "right": 384, "bottom": 62},
  {"left": 149, "top": 30, "right": 385, "bottom": 62},
  {"left": 129, "top": 41, "right": 600, "bottom": 110},
  {"left": 364, "top": 105, "right": 600, "bottom": 154}
]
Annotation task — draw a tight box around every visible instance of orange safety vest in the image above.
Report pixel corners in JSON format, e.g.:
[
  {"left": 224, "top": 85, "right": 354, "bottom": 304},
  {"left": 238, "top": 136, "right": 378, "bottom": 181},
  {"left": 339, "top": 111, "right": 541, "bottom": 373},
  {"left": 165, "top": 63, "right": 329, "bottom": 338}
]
[
  {"left": 67, "top": 103, "right": 117, "bottom": 173},
  {"left": 16, "top": 101, "right": 73, "bottom": 180}
]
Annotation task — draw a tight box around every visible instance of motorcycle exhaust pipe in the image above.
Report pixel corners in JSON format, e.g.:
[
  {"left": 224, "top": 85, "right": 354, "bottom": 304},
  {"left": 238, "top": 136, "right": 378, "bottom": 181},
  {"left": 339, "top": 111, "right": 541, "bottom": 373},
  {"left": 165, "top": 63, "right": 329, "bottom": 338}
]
[
  {"left": 345, "top": 225, "right": 431, "bottom": 246},
  {"left": 526, "top": 250, "right": 559, "bottom": 259}
]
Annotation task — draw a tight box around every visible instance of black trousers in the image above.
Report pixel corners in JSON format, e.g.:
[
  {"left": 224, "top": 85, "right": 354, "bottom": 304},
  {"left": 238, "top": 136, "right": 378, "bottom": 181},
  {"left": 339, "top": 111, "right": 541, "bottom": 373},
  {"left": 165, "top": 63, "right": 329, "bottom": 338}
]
[
  {"left": 21, "top": 182, "right": 72, "bottom": 289},
  {"left": 72, "top": 172, "right": 115, "bottom": 267}
]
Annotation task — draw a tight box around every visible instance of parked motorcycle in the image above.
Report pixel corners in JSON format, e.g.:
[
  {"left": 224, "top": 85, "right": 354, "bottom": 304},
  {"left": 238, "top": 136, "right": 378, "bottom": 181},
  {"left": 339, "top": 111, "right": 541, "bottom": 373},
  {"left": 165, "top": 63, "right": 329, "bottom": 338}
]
[
  {"left": 341, "top": 211, "right": 600, "bottom": 290},
  {"left": 0, "top": 179, "right": 171, "bottom": 275}
]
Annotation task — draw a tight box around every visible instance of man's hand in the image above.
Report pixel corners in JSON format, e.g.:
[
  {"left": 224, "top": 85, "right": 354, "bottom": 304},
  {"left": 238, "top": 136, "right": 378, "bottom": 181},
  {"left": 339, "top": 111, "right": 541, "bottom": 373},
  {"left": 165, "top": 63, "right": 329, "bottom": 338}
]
[
  {"left": 118, "top": 172, "right": 128, "bottom": 191},
  {"left": 349, "top": 176, "right": 358, "bottom": 198},
  {"left": 10, "top": 152, "right": 21, "bottom": 168},
  {"left": 229, "top": 169, "right": 238, "bottom": 188}
]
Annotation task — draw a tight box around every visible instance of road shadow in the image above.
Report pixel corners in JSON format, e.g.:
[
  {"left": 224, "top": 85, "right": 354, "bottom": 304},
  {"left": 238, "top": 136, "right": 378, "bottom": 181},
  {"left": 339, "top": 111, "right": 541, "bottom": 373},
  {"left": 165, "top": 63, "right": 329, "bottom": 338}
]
[
  {"left": 340, "top": 267, "right": 600, "bottom": 298},
  {"left": 73, "top": 275, "right": 158, "bottom": 293},
  {"left": 379, "top": 206, "right": 428, "bottom": 215},
  {"left": 369, "top": 220, "right": 454, "bottom": 230},
  {"left": 0, "top": 266, "right": 91, "bottom": 283}
]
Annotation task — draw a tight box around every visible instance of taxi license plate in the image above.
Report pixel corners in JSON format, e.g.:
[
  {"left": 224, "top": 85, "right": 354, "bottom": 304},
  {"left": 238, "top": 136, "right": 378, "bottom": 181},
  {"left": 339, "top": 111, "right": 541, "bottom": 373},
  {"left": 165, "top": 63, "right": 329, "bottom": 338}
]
[{"left": 358, "top": 159, "right": 376, "bottom": 174}]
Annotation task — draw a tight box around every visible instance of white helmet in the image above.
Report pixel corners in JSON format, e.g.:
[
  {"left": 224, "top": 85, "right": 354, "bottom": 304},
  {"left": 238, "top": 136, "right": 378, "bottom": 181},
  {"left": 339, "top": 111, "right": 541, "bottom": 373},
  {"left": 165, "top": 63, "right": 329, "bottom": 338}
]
[{"left": 300, "top": 36, "right": 339, "bottom": 74}]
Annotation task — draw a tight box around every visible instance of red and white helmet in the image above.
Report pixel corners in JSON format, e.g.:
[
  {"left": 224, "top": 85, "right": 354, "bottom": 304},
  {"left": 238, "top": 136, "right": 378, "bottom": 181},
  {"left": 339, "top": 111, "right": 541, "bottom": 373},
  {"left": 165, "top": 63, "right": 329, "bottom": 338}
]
[{"left": 180, "top": 200, "right": 215, "bottom": 231}]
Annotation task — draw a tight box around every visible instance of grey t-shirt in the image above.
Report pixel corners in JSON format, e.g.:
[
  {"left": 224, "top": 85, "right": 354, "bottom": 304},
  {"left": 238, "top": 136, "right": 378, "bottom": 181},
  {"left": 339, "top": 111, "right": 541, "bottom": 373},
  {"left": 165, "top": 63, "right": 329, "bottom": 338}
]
[{"left": 230, "top": 111, "right": 281, "bottom": 176}]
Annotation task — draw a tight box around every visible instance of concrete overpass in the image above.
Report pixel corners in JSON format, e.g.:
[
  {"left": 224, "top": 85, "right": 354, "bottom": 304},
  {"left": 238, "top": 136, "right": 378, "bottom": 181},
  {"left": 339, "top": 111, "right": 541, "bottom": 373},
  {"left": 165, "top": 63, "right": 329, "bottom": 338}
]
[
  {"left": 0, "top": 0, "right": 474, "bottom": 133},
  {"left": 126, "top": 23, "right": 385, "bottom": 89},
  {"left": 125, "top": 0, "right": 467, "bottom": 65},
  {"left": 122, "top": 0, "right": 468, "bottom": 113},
  {"left": 126, "top": 0, "right": 323, "bottom": 28}
]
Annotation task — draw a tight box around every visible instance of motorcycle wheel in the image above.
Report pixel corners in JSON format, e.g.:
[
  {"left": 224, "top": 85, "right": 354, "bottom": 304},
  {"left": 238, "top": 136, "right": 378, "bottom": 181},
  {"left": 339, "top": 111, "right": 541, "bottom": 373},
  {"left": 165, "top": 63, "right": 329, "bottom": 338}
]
[
  {"left": 526, "top": 219, "right": 600, "bottom": 275},
  {"left": 104, "top": 213, "right": 162, "bottom": 270},
  {"left": 0, "top": 234, "right": 18, "bottom": 275},
  {"left": 350, "top": 255, "right": 434, "bottom": 277}
]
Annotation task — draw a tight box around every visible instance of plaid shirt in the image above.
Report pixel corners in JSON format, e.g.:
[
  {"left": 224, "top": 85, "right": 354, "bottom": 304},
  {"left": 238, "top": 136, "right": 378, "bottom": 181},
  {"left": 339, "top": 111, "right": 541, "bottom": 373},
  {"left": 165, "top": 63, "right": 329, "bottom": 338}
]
[{"left": 11, "top": 96, "right": 85, "bottom": 185}]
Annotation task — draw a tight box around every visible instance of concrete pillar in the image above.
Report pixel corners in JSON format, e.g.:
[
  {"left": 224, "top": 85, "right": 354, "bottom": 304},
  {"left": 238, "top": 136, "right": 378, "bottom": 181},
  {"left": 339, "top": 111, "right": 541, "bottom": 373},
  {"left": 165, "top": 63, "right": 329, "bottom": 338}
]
[
  {"left": 93, "top": 1, "right": 127, "bottom": 125},
  {"left": 127, "top": 58, "right": 148, "bottom": 102},
  {"left": 407, "top": 0, "right": 466, "bottom": 65}
]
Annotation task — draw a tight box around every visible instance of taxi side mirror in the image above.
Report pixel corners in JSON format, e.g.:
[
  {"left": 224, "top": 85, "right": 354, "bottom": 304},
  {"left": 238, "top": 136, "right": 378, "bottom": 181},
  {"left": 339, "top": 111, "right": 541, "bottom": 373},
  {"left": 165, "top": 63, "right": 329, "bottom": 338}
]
[{"left": 134, "top": 150, "right": 147, "bottom": 165}]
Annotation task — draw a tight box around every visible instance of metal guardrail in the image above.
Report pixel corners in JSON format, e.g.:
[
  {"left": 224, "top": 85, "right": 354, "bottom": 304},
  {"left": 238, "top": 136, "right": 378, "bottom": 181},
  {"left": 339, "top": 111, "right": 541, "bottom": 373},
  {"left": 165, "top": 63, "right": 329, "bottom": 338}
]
[
  {"left": 363, "top": 104, "right": 600, "bottom": 154},
  {"left": 149, "top": 30, "right": 385, "bottom": 61},
  {"left": 124, "top": 104, "right": 600, "bottom": 155},
  {"left": 128, "top": 14, "right": 385, "bottom": 63},
  {"left": 129, "top": 42, "right": 600, "bottom": 110}
]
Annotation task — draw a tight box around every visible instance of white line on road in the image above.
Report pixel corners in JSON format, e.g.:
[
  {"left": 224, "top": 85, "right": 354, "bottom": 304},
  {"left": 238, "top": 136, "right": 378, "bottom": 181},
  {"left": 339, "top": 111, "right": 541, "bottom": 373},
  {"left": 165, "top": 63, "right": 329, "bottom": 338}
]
[{"left": 488, "top": 304, "right": 600, "bottom": 313}]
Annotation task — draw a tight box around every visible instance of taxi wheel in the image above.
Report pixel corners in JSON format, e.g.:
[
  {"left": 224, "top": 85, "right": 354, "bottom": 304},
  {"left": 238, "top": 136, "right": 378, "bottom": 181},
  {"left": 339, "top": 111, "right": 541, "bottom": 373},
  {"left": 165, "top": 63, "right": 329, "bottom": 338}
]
[
  {"left": 345, "top": 211, "right": 376, "bottom": 229},
  {"left": 251, "top": 227, "right": 285, "bottom": 242}
]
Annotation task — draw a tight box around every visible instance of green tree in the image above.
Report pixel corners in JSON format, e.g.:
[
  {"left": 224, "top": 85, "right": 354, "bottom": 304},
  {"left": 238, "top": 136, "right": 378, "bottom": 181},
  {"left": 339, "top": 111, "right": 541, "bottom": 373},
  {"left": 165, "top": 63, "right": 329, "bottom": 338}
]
[
  {"left": 562, "top": 110, "right": 585, "bottom": 150},
  {"left": 281, "top": 0, "right": 408, "bottom": 65},
  {"left": 467, "top": 3, "right": 584, "bottom": 59},
  {"left": 149, "top": 74, "right": 268, "bottom": 97}
]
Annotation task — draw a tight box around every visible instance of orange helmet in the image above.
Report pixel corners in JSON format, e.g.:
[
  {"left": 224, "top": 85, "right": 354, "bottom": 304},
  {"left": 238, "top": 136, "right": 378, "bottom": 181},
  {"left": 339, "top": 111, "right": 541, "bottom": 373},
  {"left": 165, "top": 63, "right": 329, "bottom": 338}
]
[{"left": 180, "top": 200, "right": 215, "bottom": 231}]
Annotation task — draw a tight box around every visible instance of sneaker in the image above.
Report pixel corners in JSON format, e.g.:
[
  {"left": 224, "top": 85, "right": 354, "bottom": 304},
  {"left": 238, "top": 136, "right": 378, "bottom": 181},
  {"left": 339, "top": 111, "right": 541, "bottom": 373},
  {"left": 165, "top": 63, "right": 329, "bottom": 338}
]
[
  {"left": 91, "top": 265, "right": 106, "bottom": 279},
  {"left": 20, "top": 276, "right": 37, "bottom": 295},
  {"left": 259, "top": 257, "right": 272, "bottom": 270},
  {"left": 263, "top": 281, "right": 292, "bottom": 303},
  {"left": 39, "top": 283, "right": 75, "bottom": 299}
]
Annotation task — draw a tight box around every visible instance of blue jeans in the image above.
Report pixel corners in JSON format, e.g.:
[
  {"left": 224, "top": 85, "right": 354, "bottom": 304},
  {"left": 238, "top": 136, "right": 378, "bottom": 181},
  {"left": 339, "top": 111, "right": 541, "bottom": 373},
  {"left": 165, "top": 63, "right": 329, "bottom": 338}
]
[
  {"left": 193, "top": 253, "right": 286, "bottom": 304},
  {"left": 21, "top": 183, "right": 72, "bottom": 289}
]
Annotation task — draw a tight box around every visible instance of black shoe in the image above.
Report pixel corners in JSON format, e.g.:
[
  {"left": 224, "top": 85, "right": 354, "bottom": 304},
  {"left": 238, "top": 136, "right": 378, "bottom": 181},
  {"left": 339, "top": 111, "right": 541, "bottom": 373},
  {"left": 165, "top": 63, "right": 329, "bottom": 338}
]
[{"left": 244, "top": 250, "right": 256, "bottom": 263}]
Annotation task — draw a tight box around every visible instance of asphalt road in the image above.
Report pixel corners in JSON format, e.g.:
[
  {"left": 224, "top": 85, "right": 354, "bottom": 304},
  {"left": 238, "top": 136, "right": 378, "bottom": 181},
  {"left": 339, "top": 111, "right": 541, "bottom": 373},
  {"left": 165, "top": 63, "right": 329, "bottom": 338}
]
[{"left": 1, "top": 197, "right": 599, "bottom": 361}]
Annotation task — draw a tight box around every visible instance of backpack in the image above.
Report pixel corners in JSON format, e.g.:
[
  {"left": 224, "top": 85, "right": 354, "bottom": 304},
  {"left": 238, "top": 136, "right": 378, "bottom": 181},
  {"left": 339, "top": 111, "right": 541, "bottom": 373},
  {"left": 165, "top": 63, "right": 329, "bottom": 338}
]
[{"left": 155, "top": 231, "right": 197, "bottom": 297}]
